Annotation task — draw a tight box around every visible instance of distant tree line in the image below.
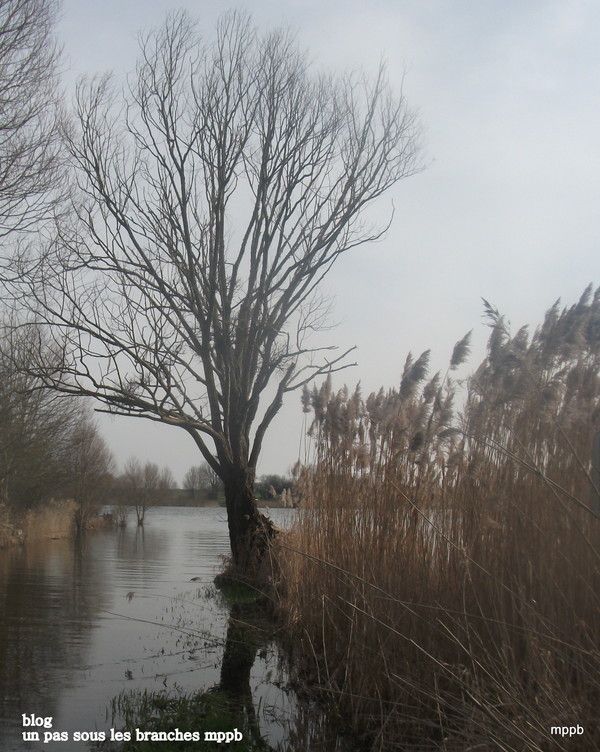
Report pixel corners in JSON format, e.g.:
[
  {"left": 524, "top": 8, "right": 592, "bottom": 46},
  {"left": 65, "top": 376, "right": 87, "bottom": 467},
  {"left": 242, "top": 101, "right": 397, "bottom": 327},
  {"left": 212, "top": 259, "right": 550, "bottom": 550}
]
[
  {"left": 182, "top": 462, "right": 223, "bottom": 499},
  {"left": 254, "top": 474, "right": 294, "bottom": 501},
  {"left": 0, "top": 325, "right": 181, "bottom": 532},
  {"left": 182, "top": 461, "right": 293, "bottom": 504}
]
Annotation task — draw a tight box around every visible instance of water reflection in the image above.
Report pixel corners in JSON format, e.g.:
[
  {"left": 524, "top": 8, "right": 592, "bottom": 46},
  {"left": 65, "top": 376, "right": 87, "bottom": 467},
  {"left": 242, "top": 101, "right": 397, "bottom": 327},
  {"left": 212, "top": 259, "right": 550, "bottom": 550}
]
[
  {"left": 103, "top": 596, "right": 280, "bottom": 751},
  {"left": 217, "top": 600, "right": 274, "bottom": 748},
  {"left": 0, "top": 508, "right": 296, "bottom": 751},
  {"left": 0, "top": 537, "right": 109, "bottom": 748}
]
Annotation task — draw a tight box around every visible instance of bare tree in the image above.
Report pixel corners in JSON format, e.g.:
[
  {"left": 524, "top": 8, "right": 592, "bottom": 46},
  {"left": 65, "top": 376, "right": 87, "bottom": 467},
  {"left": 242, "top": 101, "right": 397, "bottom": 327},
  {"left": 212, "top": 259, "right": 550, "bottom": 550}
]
[
  {"left": 0, "top": 322, "right": 79, "bottom": 508},
  {"left": 0, "top": 0, "right": 62, "bottom": 237},
  {"left": 0, "top": 321, "right": 114, "bottom": 529},
  {"left": 69, "top": 418, "right": 114, "bottom": 534},
  {"left": 183, "top": 461, "right": 221, "bottom": 498},
  {"left": 182, "top": 465, "right": 202, "bottom": 498},
  {"left": 120, "top": 458, "right": 172, "bottom": 526},
  {"left": 5, "top": 11, "right": 421, "bottom": 570}
]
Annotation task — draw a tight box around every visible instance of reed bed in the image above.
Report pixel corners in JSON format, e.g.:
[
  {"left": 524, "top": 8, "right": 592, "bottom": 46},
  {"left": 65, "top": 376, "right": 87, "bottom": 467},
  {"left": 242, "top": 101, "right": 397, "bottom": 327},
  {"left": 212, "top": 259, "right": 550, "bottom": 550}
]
[
  {"left": 275, "top": 288, "right": 600, "bottom": 751},
  {"left": 0, "top": 498, "right": 78, "bottom": 547}
]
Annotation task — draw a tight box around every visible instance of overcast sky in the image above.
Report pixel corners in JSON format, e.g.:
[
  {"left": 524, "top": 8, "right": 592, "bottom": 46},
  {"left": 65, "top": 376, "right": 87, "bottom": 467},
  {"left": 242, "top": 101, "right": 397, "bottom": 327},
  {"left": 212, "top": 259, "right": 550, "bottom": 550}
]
[{"left": 57, "top": 0, "right": 600, "bottom": 482}]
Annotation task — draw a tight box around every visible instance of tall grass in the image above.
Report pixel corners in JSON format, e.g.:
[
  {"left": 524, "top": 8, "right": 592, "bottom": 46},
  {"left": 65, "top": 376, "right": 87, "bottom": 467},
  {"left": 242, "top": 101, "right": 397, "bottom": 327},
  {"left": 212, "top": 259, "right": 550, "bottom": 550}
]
[
  {"left": 276, "top": 288, "right": 600, "bottom": 751},
  {"left": 0, "top": 498, "right": 78, "bottom": 546}
]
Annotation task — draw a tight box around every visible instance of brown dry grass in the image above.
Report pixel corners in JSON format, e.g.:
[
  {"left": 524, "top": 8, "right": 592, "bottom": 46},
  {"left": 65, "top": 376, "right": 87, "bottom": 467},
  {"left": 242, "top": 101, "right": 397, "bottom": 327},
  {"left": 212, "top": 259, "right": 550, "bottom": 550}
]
[
  {"left": 0, "top": 499, "right": 78, "bottom": 547},
  {"left": 22, "top": 499, "right": 79, "bottom": 540},
  {"left": 276, "top": 288, "right": 600, "bottom": 751}
]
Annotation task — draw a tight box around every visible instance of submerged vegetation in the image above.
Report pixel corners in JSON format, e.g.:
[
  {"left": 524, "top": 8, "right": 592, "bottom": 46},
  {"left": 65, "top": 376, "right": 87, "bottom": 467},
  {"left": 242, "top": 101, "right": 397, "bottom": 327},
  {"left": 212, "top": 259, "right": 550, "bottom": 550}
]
[
  {"left": 101, "top": 582, "right": 279, "bottom": 752},
  {"left": 105, "top": 689, "right": 266, "bottom": 752},
  {"left": 276, "top": 289, "right": 600, "bottom": 751}
]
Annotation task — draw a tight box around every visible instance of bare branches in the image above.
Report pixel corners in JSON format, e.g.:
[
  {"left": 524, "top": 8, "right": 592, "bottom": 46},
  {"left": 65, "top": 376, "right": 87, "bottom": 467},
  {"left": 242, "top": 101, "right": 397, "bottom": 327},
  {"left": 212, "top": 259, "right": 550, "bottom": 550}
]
[
  {"left": 5, "top": 10, "right": 421, "bottom": 482},
  {"left": 0, "top": 321, "right": 111, "bottom": 511},
  {"left": 0, "top": 0, "right": 63, "bottom": 237},
  {"left": 117, "top": 458, "right": 173, "bottom": 525}
]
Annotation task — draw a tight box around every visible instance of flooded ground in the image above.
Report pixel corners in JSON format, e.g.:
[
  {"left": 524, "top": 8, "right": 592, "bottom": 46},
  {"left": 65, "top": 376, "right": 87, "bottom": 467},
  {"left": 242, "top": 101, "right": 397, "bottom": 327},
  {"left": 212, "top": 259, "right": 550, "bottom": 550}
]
[{"left": 0, "top": 507, "right": 299, "bottom": 751}]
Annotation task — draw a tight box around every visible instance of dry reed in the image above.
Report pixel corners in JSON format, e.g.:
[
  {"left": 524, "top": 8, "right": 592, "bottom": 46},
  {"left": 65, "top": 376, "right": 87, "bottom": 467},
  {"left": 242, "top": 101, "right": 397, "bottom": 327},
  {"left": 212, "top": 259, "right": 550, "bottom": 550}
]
[{"left": 276, "top": 288, "right": 600, "bottom": 751}]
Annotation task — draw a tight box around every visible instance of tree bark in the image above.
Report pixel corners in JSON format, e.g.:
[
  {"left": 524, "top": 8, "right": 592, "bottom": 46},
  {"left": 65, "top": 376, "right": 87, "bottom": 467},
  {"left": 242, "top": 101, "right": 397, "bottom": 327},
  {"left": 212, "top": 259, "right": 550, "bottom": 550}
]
[{"left": 222, "top": 465, "right": 275, "bottom": 576}]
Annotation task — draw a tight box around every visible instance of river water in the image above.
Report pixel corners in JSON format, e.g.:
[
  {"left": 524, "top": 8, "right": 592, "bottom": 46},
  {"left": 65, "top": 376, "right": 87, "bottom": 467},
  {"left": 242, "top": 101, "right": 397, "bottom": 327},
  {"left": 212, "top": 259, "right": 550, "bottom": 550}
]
[{"left": 0, "top": 507, "right": 299, "bottom": 751}]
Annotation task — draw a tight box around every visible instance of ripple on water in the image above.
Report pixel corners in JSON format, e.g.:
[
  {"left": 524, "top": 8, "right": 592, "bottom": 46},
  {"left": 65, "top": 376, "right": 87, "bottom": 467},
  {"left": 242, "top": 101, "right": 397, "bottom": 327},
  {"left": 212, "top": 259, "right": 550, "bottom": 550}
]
[{"left": 0, "top": 506, "right": 296, "bottom": 751}]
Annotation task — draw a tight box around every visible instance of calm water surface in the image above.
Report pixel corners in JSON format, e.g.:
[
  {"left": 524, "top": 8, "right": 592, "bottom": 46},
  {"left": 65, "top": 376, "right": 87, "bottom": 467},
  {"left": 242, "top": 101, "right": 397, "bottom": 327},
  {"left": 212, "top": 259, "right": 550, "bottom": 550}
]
[{"left": 0, "top": 507, "right": 297, "bottom": 751}]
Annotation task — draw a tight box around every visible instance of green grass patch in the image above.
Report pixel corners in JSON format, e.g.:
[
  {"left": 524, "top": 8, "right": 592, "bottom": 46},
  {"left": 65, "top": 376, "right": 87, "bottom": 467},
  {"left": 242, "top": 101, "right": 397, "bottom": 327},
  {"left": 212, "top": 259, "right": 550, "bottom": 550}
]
[
  {"left": 213, "top": 573, "right": 262, "bottom": 606},
  {"left": 104, "top": 688, "right": 271, "bottom": 751}
]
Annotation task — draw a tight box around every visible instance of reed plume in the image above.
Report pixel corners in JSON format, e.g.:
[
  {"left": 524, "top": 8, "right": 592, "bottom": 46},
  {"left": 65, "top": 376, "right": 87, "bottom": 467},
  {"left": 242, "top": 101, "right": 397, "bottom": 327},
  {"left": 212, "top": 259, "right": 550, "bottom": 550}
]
[{"left": 276, "top": 288, "right": 600, "bottom": 751}]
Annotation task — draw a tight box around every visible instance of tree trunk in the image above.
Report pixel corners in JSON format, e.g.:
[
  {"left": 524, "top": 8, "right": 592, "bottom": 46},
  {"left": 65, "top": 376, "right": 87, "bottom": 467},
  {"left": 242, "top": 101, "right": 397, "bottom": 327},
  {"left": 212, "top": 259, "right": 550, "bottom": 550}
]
[{"left": 222, "top": 465, "right": 275, "bottom": 576}]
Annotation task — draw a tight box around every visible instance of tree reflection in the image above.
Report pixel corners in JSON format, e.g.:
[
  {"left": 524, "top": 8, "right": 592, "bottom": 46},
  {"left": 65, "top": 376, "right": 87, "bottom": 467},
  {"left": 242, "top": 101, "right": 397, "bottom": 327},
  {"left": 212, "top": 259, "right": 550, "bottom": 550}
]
[
  {"left": 216, "top": 602, "right": 268, "bottom": 748},
  {"left": 103, "top": 596, "right": 274, "bottom": 751}
]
